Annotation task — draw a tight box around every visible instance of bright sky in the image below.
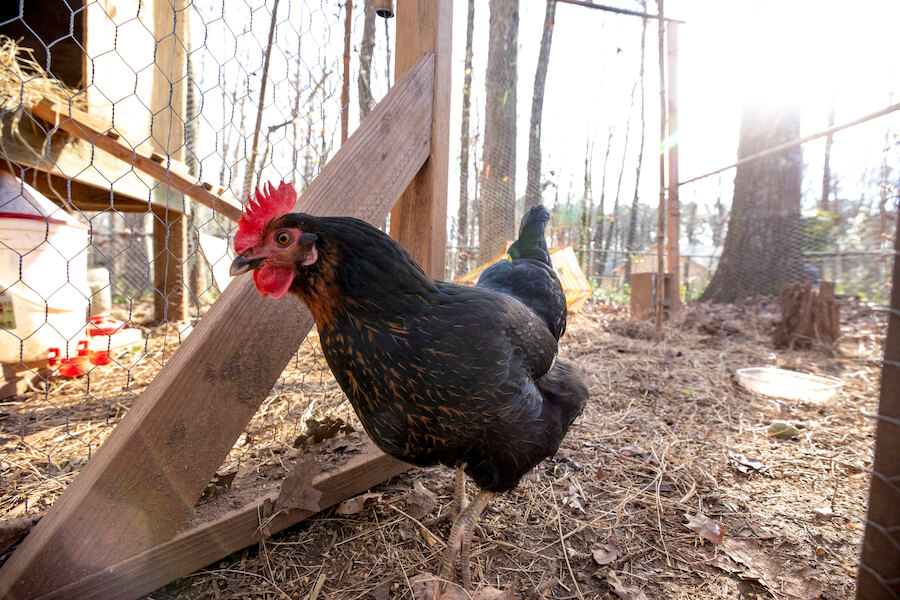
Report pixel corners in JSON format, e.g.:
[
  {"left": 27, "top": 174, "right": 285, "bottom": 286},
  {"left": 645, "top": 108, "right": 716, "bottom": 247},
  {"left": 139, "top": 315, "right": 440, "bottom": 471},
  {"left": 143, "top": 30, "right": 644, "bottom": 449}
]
[
  {"left": 189, "top": 0, "right": 900, "bottom": 247},
  {"left": 448, "top": 0, "right": 900, "bottom": 240}
]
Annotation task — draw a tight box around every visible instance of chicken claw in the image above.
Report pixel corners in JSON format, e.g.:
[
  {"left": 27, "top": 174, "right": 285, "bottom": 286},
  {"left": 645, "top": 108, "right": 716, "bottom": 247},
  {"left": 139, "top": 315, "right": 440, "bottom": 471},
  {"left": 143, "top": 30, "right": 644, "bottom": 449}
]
[{"left": 439, "top": 490, "right": 494, "bottom": 591}]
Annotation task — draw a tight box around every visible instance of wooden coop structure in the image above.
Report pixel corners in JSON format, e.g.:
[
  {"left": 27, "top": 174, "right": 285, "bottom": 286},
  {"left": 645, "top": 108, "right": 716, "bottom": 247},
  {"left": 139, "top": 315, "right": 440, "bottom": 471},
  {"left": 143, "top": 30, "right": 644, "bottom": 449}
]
[
  {"left": 0, "top": 0, "right": 243, "bottom": 325},
  {"left": 0, "top": 0, "right": 451, "bottom": 597}
]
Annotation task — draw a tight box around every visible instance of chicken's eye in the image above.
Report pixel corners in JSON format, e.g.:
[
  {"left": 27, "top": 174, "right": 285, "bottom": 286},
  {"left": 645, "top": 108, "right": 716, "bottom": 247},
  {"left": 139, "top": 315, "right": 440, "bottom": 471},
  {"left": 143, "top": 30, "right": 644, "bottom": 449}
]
[{"left": 275, "top": 231, "right": 293, "bottom": 246}]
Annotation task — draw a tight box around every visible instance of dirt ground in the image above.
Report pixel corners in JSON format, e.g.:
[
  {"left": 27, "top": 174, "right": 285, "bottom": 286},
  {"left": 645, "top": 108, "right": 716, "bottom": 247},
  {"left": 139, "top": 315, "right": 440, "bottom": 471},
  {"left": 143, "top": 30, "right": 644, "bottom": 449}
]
[{"left": 123, "top": 296, "right": 882, "bottom": 600}]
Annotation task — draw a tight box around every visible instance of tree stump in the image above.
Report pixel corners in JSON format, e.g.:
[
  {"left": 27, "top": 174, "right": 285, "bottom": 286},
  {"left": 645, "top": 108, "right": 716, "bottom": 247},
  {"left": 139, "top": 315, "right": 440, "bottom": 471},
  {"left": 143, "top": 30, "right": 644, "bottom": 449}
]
[{"left": 773, "top": 281, "right": 840, "bottom": 349}]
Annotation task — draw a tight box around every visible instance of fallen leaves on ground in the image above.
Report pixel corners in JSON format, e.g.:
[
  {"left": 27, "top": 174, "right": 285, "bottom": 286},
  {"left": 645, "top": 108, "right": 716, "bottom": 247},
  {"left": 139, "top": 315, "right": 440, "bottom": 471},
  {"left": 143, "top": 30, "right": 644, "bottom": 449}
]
[
  {"left": 685, "top": 512, "right": 726, "bottom": 546},
  {"left": 719, "top": 538, "right": 823, "bottom": 600},
  {"left": 334, "top": 492, "right": 389, "bottom": 515},
  {"left": 404, "top": 480, "right": 438, "bottom": 519},
  {"left": 592, "top": 541, "right": 619, "bottom": 565},
  {"left": 409, "top": 573, "right": 513, "bottom": 600},
  {"left": 607, "top": 571, "right": 651, "bottom": 600}
]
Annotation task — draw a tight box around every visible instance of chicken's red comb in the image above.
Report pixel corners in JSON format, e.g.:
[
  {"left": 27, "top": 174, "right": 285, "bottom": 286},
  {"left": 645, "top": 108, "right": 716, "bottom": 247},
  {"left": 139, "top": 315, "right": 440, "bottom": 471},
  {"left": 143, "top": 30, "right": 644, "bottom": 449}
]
[{"left": 234, "top": 181, "right": 297, "bottom": 254}]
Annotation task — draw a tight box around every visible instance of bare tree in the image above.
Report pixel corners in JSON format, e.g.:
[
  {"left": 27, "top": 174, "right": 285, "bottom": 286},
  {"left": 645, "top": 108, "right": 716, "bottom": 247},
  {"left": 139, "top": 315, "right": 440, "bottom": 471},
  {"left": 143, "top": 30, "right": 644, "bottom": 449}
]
[
  {"left": 241, "top": 0, "right": 280, "bottom": 200},
  {"left": 580, "top": 138, "right": 594, "bottom": 273},
  {"left": 700, "top": 0, "right": 804, "bottom": 302},
  {"left": 592, "top": 125, "right": 614, "bottom": 275},
  {"left": 600, "top": 79, "right": 639, "bottom": 274},
  {"left": 700, "top": 101, "right": 804, "bottom": 302},
  {"left": 820, "top": 96, "right": 836, "bottom": 211},
  {"left": 358, "top": 0, "right": 377, "bottom": 120},
  {"left": 525, "top": 0, "right": 557, "bottom": 211},
  {"left": 479, "top": 0, "right": 519, "bottom": 262},
  {"left": 291, "top": 32, "right": 304, "bottom": 186},
  {"left": 624, "top": 7, "right": 648, "bottom": 286},
  {"left": 457, "top": 0, "right": 475, "bottom": 274}
]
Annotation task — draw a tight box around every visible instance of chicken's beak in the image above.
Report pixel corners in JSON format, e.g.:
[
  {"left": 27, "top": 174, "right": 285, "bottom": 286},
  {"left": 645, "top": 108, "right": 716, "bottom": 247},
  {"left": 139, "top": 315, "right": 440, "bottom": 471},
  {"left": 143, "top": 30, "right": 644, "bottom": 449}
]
[{"left": 229, "top": 254, "right": 264, "bottom": 276}]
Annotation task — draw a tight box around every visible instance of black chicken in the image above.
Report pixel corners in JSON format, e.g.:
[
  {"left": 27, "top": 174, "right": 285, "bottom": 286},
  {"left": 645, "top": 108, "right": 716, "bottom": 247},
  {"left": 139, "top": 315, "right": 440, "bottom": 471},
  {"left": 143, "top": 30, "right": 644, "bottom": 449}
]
[{"left": 230, "top": 183, "right": 588, "bottom": 590}]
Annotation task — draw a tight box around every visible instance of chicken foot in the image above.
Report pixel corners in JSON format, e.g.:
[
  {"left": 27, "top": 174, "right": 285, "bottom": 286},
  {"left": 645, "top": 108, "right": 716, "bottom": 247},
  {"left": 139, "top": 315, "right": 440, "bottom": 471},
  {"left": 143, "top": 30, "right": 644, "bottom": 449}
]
[
  {"left": 424, "top": 465, "right": 468, "bottom": 527},
  {"left": 438, "top": 490, "right": 494, "bottom": 591}
]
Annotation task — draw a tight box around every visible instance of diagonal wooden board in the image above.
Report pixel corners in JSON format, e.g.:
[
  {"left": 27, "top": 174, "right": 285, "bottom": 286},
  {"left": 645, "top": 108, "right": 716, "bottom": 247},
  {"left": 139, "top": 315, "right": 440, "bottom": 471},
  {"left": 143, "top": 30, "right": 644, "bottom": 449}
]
[
  {"left": 34, "top": 435, "right": 409, "bottom": 600},
  {"left": 0, "top": 53, "right": 435, "bottom": 599}
]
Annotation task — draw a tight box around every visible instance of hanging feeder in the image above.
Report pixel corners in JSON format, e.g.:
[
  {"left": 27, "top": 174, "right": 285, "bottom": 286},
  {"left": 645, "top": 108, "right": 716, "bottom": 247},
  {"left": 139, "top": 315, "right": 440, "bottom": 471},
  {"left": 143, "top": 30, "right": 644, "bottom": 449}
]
[{"left": 375, "top": 0, "right": 394, "bottom": 18}]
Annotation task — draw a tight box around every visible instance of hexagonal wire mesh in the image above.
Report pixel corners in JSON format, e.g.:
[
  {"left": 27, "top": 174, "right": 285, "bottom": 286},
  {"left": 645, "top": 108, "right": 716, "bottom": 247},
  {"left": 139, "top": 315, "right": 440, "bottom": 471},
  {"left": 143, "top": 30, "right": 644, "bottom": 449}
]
[{"left": 0, "top": 0, "right": 392, "bottom": 525}]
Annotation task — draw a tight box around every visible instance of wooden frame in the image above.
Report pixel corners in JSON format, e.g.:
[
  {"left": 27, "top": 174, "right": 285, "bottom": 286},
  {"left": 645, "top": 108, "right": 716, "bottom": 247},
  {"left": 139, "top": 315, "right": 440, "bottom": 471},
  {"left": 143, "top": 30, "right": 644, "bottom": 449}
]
[
  {"left": 0, "top": 52, "right": 440, "bottom": 598},
  {"left": 389, "top": 0, "right": 452, "bottom": 279}
]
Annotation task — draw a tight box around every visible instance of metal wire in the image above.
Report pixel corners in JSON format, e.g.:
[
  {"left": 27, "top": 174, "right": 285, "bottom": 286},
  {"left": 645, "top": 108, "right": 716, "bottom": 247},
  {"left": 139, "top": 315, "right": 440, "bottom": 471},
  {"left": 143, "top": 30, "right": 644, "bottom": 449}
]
[{"left": 0, "top": 0, "right": 394, "bottom": 520}]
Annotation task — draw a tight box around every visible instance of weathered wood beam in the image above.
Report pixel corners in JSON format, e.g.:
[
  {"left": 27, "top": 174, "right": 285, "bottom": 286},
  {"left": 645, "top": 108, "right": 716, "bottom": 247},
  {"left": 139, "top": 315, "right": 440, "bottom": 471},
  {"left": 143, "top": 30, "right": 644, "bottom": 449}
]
[
  {"left": 0, "top": 53, "right": 434, "bottom": 599},
  {"left": 390, "top": 0, "right": 452, "bottom": 279},
  {"left": 35, "top": 436, "right": 408, "bottom": 600},
  {"left": 0, "top": 112, "right": 151, "bottom": 208},
  {"left": 30, "top": 99, "right": 243, "bottom": 222},
  {"left": 856, "top": 210, "right": 900, "bottom": 600}
]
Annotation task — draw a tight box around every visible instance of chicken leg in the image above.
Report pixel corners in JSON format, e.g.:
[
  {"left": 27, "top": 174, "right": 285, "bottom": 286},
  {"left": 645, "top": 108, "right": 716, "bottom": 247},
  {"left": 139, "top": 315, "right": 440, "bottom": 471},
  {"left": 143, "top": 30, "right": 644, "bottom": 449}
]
[
  {"left": 424, "top": 464, "right": 468, "bottom": 526},
  {"left": 439, "top": 490, "right": 494, "bottom": 591}
]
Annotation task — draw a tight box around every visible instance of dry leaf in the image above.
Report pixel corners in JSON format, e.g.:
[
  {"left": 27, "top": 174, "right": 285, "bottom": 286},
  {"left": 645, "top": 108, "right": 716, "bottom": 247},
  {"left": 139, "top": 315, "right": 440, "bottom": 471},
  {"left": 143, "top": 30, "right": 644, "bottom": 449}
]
[
  {"left": 592, "top": 541, "right": 619, "bottom": 565},
  {"left": 618, "top": 445, "right": 652, "bottom": 462},
  {"left": 731, "top": 454, "right": 766, "bottom": 474},
  {"left": 293, "top": 416, "right": 355, "bottom": 448},
  {"left": 410, "top": 573, "right": 465, "bottom": 600},
  {"left": 404, "top": 480, "right": 438, "bottom": 519},
  {"left": 274, "top": 459, "right": 324, "bottom": 513},
  {"left": 607, "top": 571, "right": 651, "bottom": 600},
  {"left": 335, "top": 492, "right": 388, "bottom": 515},
  {"left": 685, "top": 512, "right": 725, "bottom": 546},
  {"left": 722, "top": 538, "right": 823, "bottom": 600}
]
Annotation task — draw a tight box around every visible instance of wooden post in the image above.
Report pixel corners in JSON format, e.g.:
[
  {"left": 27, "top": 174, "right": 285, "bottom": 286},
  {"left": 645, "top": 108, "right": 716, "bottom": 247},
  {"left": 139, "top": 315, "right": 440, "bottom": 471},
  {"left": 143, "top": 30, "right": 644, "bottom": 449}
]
[
  {"left": 0, "top": 56, "right": 435, "bottom": 599},
  {"left": 856, "top": 210, "right": 900, "bottom": 600},
  {"left": 152, "top": 205, "right": 187, "bottom": 323},
  {"left": 150, "top": 0, "right": 188, "bottom": 323},
  {"left": 341, "top": 0, "right": 353, "bottom": 144},
  {"left": 653, "top": 0, "right": 666, "bottom": 337},
  {"left": 390, "top": 0, "right": 452, "bottom": 279},
  {"left": 666, "top": 21, "right": 680, "bottom": 311}
]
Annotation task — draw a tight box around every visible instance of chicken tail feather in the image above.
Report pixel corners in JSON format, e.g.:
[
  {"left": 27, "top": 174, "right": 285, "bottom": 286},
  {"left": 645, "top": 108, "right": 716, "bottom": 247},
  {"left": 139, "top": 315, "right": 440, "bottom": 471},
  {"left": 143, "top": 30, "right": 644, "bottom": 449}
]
[{"left": 507, "top": 204, "right": 551, "bottom": 265}]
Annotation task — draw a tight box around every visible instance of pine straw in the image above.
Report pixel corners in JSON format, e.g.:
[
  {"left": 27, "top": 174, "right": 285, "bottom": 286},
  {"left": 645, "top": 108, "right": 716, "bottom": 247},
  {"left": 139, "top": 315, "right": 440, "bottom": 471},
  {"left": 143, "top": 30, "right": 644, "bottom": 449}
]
[
  {"left": 0, "top": 296, "right": 885, "bottom": 599},
  {"left": 136, "top": 296, "right": 881, "bottom": 600},
  {"left": 0, "top": 34, "right": 87, "bottom": 112}
]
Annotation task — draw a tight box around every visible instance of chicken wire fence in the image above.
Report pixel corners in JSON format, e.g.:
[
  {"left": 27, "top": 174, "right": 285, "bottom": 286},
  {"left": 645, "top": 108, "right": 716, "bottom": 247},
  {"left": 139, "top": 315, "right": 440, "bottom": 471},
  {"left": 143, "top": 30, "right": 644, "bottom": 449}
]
[{"left": 0, "top": 0, "right": 392, "bottom": 529}]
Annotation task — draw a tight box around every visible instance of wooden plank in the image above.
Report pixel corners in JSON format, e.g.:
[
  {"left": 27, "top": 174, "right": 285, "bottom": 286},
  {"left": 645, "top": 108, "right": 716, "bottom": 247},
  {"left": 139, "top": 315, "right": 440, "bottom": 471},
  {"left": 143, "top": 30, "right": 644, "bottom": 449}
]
[
  {"left": 0, "top": 112, "right": 151, "bottom": 208},
  {"left": 152, "top": 207, "right": 189, "bottom": 324},
  {"left": 856, "top": 211, "right": 900, "bottom": 600},
  {"left": 0, "top": 54, "right": 434, "bottom": 599},
  {"left": 390, "top": 0, "right": 452, "bottom": 279},
  {"left": 149, "top": 0, "right": 189, "bottom": 324},
  {"left": 30, "top": 99, "right": 244, "bottom": 222},
  {"left": 36, "top": 436, "right": 408, "bottom": 600}
]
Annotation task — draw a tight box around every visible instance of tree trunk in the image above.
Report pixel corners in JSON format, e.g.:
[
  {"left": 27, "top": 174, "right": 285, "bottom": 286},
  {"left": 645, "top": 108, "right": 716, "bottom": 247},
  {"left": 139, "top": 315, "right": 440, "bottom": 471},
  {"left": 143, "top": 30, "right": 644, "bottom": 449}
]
[
  {"left": 600, "top": 79, "right": 637, "bottom": 276},
  {"left": 624, "top": 8, "right": 648, "bottom": 287},
  {"left": 820, "top": 98, "right": 836, "bottom": 211},
  {"left": 525, "top": 0, "right": 556, "bottom": 211},
  {"left": 479, "top": 0, "right": 518, "bottom": 262},
  {"left": 699, "top": 98, "right": 804, "bottom": 302},
  {"left": 593, "top": 125, "right": 614, "bottom": 276},
  {"left": 580, "top": 138, "right": 593, "bottom": 275},
  {"left": 457, "top": 0, "right": 475, "bottom": 275},
  {"left": 358, "top": 0, "right": 376, "bottom": 120}
]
